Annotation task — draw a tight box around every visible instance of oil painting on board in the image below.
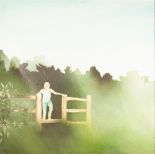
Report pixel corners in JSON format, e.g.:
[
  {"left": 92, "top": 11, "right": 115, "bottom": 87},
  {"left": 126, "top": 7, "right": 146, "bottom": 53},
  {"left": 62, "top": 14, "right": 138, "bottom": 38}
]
[{"left": 0, "top": 0, "right": 154, "bottom": 153}]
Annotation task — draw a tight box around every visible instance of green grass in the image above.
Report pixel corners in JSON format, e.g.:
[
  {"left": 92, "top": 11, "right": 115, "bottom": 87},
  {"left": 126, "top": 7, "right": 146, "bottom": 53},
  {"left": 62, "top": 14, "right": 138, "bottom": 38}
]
[
  {"left": 0, "top": 80, "right": 154, "bottom": 153},
  {"left": 0, "top": 119, "right": 154, "bottom": 154}
]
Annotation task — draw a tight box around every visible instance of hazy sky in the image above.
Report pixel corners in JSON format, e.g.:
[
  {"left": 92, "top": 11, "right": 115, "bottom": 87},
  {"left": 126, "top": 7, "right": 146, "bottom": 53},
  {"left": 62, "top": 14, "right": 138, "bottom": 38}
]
[{"left": 0, "top": 0, "right": 154, "bottom": 80}]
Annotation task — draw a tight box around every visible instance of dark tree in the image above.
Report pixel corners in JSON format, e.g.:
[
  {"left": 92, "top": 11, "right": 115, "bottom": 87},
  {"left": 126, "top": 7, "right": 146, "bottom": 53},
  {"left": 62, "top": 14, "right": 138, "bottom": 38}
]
[{"left": 102, "top": 73, "right": 112, "bottom": 82}]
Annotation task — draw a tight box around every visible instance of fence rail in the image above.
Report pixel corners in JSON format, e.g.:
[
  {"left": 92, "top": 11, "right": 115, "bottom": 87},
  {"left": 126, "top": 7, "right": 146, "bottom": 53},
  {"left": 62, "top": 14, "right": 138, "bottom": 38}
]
[
  {"left": 66, "top": 109, "right": 87, "bottom": 113},
  {"left": 61, "top": 95, "right": 91, "bottom": 124},
  {"left": 13, "top": 95, "right": 36, "bottom": 100},
  {"left": 1, "top": 94, "right": 92, "bottom": 130},
  {"left": 0, "top": 108, "right": 35, "bottom": 113},
  {"left": 67, "top": 97, "right": 86, "bottom": 102}
]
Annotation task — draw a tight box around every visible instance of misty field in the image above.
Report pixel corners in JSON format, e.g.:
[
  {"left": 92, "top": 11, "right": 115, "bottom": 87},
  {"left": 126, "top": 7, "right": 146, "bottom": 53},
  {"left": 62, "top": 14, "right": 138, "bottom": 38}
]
[
  {"left": 0, "top": 80, "right": 154, "bottom": 154},
  {"left": 0, "top": 51, "right": 154, "bottom": 153}
]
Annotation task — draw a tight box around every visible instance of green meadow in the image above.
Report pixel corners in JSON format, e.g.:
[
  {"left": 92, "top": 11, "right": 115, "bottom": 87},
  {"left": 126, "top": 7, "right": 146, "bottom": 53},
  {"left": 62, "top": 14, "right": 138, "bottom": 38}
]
[{"left": 0, "top": 51, "right": 154, "bottom": 153}]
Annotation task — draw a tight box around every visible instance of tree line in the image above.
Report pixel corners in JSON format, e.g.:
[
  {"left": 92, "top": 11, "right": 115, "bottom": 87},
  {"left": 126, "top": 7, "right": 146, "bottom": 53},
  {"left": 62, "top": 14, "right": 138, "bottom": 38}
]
[{"left": 0, "top": 50, "right": 151, "bottom": 99}]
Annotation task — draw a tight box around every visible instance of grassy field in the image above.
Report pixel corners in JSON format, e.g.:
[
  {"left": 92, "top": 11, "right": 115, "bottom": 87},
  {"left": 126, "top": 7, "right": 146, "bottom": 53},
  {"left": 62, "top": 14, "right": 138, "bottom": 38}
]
[
  {"left": 0, "top": 105, "right": 154, "bottom": 154},
  {"left": 0, "top": 80, "right": 154, "bottom": 153}
]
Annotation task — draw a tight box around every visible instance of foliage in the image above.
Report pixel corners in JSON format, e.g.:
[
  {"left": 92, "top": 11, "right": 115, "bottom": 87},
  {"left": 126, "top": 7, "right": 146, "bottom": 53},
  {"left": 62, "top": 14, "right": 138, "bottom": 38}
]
[
  {"left": 0, "top": 82, "right": 16, "bottom": 109},
  {"left": 0, "top": 51, "right": 154, "bottom": 153},
  {"left": 0, "top": 82, "right": 26, "bottom": 144}
]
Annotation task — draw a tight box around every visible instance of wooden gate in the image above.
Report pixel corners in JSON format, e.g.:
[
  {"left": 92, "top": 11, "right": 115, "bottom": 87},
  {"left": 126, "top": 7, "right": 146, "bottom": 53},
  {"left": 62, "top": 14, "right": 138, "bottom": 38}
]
[{"left": 36, "top": 95, "right": 92, "bottom": 129}]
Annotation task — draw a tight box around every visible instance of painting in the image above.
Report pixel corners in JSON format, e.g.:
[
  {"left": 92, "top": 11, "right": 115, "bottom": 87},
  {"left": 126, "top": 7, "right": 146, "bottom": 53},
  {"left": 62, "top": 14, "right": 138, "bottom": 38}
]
[{"left": 0, "top": 0, "right": 154, "bottom": 154}]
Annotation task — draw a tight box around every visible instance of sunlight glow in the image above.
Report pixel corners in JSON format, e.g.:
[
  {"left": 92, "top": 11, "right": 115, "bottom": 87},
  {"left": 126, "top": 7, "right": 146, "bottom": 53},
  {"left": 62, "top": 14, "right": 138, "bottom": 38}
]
[{"left": 0, "top": 0, "right": 154, "bottom": 80}]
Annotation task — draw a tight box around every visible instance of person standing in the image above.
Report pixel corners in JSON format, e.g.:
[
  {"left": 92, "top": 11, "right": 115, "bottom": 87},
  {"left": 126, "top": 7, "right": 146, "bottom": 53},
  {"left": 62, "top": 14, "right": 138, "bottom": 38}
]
[{"left": 37, "top": 82, "right": 64, "bottom": 119}]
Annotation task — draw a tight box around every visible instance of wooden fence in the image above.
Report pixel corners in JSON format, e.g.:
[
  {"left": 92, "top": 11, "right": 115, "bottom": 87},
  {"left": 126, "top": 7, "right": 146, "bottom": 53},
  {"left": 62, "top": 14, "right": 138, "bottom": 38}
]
[
  {"left": 0, "top": 94, "right": 92, "bottom": 129},
  {"left": 36, "top": 94, "right": 91, "bottom": 129}
]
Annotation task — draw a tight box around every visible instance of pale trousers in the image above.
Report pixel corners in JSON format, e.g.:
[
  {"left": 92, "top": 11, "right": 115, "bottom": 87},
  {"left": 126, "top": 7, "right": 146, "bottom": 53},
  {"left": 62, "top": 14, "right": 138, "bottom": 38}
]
[{"left": 42, "top": 100, "right": 53, "bottom": 119}]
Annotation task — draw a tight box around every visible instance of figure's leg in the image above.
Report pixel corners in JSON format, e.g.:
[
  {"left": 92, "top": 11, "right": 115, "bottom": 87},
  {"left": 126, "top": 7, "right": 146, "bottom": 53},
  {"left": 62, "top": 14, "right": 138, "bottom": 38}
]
[
  {"left": 42, "top": 102, "right": 47, "bottom": 119},
  {"left": 48, "top": 101, "right": 53, "bottom": 119}
]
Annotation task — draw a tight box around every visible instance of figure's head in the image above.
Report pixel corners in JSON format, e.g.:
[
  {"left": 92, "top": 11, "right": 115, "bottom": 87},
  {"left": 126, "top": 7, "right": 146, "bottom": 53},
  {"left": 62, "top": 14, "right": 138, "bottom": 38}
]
[{"left": 44, "top": 82, "right": 50, "bottom": 89}]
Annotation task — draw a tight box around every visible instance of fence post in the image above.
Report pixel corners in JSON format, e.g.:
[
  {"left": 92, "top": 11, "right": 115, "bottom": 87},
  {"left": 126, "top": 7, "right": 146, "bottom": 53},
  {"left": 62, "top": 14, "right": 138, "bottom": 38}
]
[
  {"left": 62, "top": 95, "right": 67, "bottom": 122},
  {"left": 86, "top": 95, "right": 91, "bottom": 123},
  {"left": 36, "top": 94, "right": 42, "bottom": 130}
]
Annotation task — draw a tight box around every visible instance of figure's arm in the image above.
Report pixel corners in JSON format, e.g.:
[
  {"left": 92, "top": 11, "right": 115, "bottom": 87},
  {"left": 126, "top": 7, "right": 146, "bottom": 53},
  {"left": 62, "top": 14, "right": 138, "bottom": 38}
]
[
  {"left": 50, "top": 89, "right": 65, "bottom": 96},
  {"left": 36, "top": 89, "right": 42, "bottom": 96}
]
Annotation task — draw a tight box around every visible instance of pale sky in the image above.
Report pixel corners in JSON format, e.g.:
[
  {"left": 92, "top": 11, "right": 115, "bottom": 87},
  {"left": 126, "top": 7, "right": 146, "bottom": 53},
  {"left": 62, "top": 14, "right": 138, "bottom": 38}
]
[{"left": 0, "top": 0, "right": 154, "bottom": 80}]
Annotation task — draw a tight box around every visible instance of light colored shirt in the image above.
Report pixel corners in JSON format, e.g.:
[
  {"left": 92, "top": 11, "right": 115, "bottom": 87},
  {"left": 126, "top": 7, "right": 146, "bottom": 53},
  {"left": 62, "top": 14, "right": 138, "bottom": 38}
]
[{"left": 38, "top": 89, "right": 53, "bottom": 103}]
